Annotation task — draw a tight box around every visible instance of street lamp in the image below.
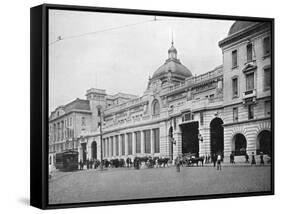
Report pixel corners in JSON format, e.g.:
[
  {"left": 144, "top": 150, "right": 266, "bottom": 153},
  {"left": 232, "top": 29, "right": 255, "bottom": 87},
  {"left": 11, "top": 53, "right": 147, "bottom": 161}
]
[
  {"left": 198, "top": 133, "right": 203, "bottom": 143},
  {"left": 97, "top": 106, "right": 104, "bottom": 170},
  {"left": 198, "top": 133, "right": 204, "bottom": 156}
]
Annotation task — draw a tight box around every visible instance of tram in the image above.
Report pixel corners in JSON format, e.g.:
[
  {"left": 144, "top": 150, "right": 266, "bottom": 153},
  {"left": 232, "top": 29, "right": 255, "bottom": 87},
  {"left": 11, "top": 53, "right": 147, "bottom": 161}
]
[{"left": 55, "top": 150, "right": 79, "bottom": 171}]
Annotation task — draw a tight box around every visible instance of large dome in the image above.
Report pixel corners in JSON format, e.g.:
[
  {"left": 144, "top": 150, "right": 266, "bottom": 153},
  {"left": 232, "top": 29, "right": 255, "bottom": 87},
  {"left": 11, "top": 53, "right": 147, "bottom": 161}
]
[
  {"left": 228, "top": 21, "right": 259, "bottom": 36},
  {"left": 152, "top": 43, "right": 192, "bottom": 80},
  {"left": 152, "top": 59, "right": 192, "bottom": 79}
]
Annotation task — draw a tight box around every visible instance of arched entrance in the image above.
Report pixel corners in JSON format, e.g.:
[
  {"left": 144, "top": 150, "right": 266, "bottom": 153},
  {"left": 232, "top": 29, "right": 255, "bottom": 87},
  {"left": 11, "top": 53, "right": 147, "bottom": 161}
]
[
  {"left": 210, "top": 118, "right": 224, "bottom": 156},
  {"left": 91, "top": 141, "right": 97, "bottom": 160},
  {"left": 180, "top": 121, "right": 199, "bottom": 156},
  {"left": 257, "top": 130, "right": 271, "bottom": 156},
  {"left": 168, "top": 126, "right": 173, "bottom": 160},
  {"left": 233, "top": 134, "right": 247, "bottom": 156}
]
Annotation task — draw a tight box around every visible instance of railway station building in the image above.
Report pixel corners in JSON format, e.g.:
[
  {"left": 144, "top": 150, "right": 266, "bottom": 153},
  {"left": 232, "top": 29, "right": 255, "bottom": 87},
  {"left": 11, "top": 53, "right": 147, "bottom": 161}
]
[{"left": 48, "top": 21, "right": 272, "bottom": 167}]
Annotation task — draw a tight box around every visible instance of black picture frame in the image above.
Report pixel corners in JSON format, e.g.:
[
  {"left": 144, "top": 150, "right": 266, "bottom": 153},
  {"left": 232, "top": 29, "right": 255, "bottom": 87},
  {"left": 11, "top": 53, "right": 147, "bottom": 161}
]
[{"left": 30, "top": 3, "right": 274, "bottom": 210}]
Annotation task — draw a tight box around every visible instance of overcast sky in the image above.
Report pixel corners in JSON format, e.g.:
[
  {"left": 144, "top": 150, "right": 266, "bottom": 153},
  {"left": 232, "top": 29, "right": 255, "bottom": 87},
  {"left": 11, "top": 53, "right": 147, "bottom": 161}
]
[{"left": 49, "top": 9, "right": 234, "bottom": 113}]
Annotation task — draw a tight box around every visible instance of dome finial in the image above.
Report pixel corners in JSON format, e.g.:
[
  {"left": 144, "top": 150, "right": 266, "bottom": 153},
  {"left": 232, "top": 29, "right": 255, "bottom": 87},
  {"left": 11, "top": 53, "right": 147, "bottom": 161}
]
[
  {"left": 171, "top": 31, "right": 174, "bottom": 46},
  {"left": 168, "top": 31, "right": 177, "bottom": 59}
]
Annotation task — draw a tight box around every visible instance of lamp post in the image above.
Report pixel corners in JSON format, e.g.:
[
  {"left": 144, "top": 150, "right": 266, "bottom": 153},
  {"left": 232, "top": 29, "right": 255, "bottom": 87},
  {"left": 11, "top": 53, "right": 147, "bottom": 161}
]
[
  {"left": 198, "top": 133, "right": 203, "bottom": 143},
  {"left": 97, "top": 106, "right": 104, "bottom": 170}
]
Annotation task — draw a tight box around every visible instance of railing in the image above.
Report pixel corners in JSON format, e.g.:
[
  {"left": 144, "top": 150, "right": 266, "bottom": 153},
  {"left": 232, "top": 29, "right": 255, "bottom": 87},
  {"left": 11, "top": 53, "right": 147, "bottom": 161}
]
[
  {"left": 242, "top": 89, "right": 256, "bottom": 99},
  {"left": 104, "top": 96, "right": 147, "bottom": 115},
  {"left": 103, "top": 113, "right": 163, "bottom": 130},
  {"left": 208, "top": 96, "right": 223, "bottom": 103},
  {"left": 162, "top": 66, "right": 223, "bottom": 95},
  {"left": 152, "top": 114, "right": 160, "bottom": 120},
  {"left": 191, "top": 96, "right": 223, "bottom": 110}
]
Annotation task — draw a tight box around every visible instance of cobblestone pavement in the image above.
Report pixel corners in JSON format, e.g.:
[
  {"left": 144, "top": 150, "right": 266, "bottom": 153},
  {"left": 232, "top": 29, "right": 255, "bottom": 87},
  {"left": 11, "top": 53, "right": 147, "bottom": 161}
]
[{"left": 49, "top": 165, "right": 271, "bottom": 204}]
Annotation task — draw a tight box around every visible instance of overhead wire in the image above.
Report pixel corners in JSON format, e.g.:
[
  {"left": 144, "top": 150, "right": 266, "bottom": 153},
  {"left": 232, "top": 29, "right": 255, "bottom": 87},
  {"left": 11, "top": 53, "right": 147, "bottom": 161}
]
[
  {"left": 48, "top": 16, "right": 187, "bottom": 46},
  {"left": 49, "top": 18, "right": 153, "bottom": 46}
]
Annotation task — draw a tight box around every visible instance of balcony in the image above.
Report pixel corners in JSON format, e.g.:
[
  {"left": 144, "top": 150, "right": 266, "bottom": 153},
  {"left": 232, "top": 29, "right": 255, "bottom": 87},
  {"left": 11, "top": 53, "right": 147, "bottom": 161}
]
[
  {"left": 191, "top": 96, "right": 223, "bottom": 111},
  {"left": 151, "top": 114, "right": 160, "bottom": 120},
  {"left": 242, "top": 89, "right": 257, "bottom": 104}
]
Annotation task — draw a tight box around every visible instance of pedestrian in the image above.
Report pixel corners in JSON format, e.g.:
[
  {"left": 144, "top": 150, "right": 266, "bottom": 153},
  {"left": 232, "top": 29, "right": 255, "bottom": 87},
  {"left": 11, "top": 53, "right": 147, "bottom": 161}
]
[
  {"left": 231, "top": 152, "right": 235, "bottom": 164},
  {"left": 175, "top": 156, "right": 181, "bottom": 172},
  {"left": 245, "top": 153, "right": 249, "bottom": 163},
  {"left": 86, "top": 158, "right": 89, "bottom": 169},
  {"left": 126, "top": 157, "right": 130, "bottom": 168},
  {"left": 217, "top": 154, "right": 222, "bottom": 170},
  {"left": 213, "top": 154, "right": 217, "bottom": 167},
  {"left": 90, "top": 159, "right": 93, "bottom": 169},
  {"left": 79, "top": 159, "right": 83, "bottom": 170},
  {"left": 260, "top": 152, "right": 264, "bottom": 165},
  {"left": 137, "top": 158, "right": 140, "bottom": 170},
  {"left": 251, "top": 152, "right": 256, "bottom": 165}
]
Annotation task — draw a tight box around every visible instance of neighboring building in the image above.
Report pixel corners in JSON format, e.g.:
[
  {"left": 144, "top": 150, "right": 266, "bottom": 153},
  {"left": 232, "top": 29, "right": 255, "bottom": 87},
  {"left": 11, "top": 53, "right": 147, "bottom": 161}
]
[
  {"left": 49, "top": 21, "right": 272, "bottom": 165},
  {"left": 219, "top": 21, "right": 272, "bottom": 161},
  {"left": 48, "top": 98, "right": 93, "bottom": 169}
]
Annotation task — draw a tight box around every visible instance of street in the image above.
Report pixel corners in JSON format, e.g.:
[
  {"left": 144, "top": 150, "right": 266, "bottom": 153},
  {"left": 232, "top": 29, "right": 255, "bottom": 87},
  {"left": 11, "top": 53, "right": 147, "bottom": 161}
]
[{"left": 49, "top": 165, "right": 271, "bottom": 204}]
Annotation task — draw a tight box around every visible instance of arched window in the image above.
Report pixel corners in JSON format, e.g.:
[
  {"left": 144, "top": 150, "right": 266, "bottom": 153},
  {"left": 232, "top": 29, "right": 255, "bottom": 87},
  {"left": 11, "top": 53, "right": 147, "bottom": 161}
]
[{"left": 152, "top": 100, "right": 160, "bottom": 115}]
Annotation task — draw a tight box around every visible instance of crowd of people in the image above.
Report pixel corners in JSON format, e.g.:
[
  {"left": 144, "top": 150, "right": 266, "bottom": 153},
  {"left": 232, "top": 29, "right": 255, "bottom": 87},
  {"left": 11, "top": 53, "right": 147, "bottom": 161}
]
[
  {"left": 77, "top": 152, "right": 269, "bottom": 172},
  {"left": 78, "top": 156, "right": 171, "bottom": 170},
  {"left": 229, "top": 152, "right": 267, "bottom": 166},
  {"left": 173, "top": 152, "right": 269, "bottom": 172}
]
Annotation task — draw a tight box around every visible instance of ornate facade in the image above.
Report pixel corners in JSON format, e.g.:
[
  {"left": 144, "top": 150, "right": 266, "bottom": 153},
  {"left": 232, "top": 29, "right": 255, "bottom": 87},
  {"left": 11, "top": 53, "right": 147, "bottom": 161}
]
[{"left": 48, "top": 21, "right": 272, "bottom": 167}]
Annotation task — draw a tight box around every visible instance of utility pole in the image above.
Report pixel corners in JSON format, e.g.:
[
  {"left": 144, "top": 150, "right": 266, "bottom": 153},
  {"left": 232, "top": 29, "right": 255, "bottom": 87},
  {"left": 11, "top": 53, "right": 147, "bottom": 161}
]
[{"left": 98, "top": 107, "right": 104, "bottom": 170}]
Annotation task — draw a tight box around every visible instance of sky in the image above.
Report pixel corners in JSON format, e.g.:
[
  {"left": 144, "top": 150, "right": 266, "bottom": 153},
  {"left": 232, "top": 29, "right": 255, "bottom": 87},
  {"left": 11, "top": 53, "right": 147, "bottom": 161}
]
[{"left": 49, "top": 9, "right": 234, "bottom": 113}]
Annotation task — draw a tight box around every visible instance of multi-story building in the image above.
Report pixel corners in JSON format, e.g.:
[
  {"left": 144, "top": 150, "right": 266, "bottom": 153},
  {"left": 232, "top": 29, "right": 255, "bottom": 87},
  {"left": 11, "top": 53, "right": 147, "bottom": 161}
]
[
  {"left": 48, "top": 98, "right": 93, "bottom": 168},
  {"left": 49, "top": 21, "right": 272, "bottom": 166},
  {"left": 219, "top": 21, "right": 272, "bottom": 161}
]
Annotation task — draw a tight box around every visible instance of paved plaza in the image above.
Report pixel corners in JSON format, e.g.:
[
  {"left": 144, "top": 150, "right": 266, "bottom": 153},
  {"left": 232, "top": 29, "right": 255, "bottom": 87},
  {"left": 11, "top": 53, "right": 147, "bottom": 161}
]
[{"left": 49, "top": 165, "right": 271, "bottom": 204}]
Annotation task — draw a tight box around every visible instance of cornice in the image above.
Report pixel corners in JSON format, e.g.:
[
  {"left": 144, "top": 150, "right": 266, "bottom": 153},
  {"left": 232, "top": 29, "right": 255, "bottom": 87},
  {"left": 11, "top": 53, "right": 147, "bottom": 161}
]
[{"left": 219, "top": 22, "right": 271, "bottom": 48}]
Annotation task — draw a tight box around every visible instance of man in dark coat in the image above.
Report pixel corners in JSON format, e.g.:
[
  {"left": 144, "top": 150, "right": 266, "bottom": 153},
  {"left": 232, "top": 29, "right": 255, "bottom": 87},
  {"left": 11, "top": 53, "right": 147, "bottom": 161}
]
[
  {"left": 86, "top": 158, "right": 89, "bottom": 169},
  {"left": 79, "top": 159, "right": 83, "bottom": 170},
  {"left": 251, "top": 152, "right": 256, "bottom": 165},
  {"left": 260, "top": 152, "right": 264, "bottom": 165},
  {"left": 90, "top": 159, "right": 93, "bottom": 169},
  {"left": 213, "top": 154, "right": 217, "bottom": 167}
]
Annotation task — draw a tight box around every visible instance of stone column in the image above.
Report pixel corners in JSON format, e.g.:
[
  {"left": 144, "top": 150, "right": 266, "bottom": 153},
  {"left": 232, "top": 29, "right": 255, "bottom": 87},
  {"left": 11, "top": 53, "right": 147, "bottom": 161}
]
[
  {"left": 174, "top": 130, "right": 182, "bottom": 160},
  {"left": 113, "top": 136, "right": 116, "bottom": 158},
  {"left": 118, "top": 135, "right": 122, "bottom": 157},
  {"left": 109, "top": 137, "right": 113, "bottom": 158},
  {"left": 199, "top": 127, "right": 210, "bottom": 157},
  {"left": 132, "top": 132, "right": 136, "bottom": 155},
  {"left": 87, "top": 142, "right": 92, "bottom": 160},
  {"left": 125, "top": 133, "right": 128, "bottom": 156},
  {"left": 151, "top": 129, "right": 154, "bottom": 156},
  {"left": 141, "top": 130, "right": 145, "bottom": 155},
  {"left": 104, "top": 138, "right": 106, "bottom": 158},
  {"left": 78, "top": 145, "right": 82, "bottom": 162},
  {"left": 106, "top": 138, "right": 109, "bottom": 158}
]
